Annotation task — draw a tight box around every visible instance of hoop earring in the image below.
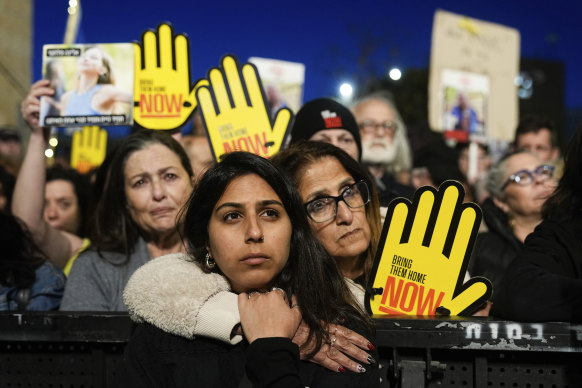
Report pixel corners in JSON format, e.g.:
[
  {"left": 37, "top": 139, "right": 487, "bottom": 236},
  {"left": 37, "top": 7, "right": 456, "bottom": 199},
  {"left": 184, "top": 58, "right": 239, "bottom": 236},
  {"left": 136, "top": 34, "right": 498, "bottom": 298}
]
[{"left": 205, "top": 252, "right": 215, "bottom": 269}]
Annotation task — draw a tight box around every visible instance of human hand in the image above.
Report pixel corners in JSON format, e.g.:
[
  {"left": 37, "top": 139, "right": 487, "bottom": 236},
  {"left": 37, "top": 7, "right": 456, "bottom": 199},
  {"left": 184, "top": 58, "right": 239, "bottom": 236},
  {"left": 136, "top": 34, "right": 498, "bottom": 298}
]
[
  {"left": 196, "top": 55, "right": 292, "bottom": 160},
  {"left": 293, "top": 321, "right": 374, "bottom": 373},
  {"left": 133, "top": 23, "right": 208, "bottom": 130},
  {"left": 238, "top": 290, "right": 301, "bottom": 344},
  {"left": 21, "top": 79, "right": 54, "bottom": 134},
  {"left": 368, "top": 181, "right": 492, "bottom": 316},
  {"left": 70, "top": 126, "right": 107, "bottom": 174}
]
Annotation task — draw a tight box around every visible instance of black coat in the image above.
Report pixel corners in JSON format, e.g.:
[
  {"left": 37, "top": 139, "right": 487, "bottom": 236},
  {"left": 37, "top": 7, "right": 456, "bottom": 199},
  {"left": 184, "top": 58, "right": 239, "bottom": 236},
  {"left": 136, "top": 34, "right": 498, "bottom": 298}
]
[
  {"left": 469, "top": 198, "right": 523, "bottom": 298},
  {"left": 115, "top": 322, "right": 380, "bottom": 388},
  {"left": 491, "top": 212, "right": 582, "bottom": 322}
]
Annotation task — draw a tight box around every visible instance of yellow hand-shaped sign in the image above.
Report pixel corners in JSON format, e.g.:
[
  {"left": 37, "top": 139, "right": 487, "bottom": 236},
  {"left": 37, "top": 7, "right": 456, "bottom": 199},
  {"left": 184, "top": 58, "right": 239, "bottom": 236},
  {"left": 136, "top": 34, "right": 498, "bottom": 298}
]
[
  {"left": 367, "top": 181, "right": 492, "bottom": 316},
  {"left": 70, "top": 126, "right": 107, "bottom": 174},
  {"left": 197, "top": 55, "right": 292, "bottom": 160},
  {"left": 133, "top": 23, "right": 208, "bottom": 130}
]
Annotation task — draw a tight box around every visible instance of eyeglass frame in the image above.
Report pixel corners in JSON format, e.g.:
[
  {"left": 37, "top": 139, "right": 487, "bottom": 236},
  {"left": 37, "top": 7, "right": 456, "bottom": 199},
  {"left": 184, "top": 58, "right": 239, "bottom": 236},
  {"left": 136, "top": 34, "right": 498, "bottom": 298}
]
[
  {"left": 500, "top": 164, "right": 555, "bottom": 190},
  {"left": 304, "top": 181, "right": 370, "bottom": 223},
  {"left": 358, "top": 120, "right": 398, "bottom": 135}
]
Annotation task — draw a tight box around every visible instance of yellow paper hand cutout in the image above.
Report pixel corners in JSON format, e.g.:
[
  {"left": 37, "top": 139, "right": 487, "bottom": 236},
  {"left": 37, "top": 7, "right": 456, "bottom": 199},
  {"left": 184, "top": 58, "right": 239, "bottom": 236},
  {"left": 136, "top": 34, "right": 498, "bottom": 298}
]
[
  {"left": 70, "top": 126, "right": 107, "bottom": 174},
  {"left": 197, "top": 55, "right": 292, "bottom": 160},
  {"left": 133, "top": 23, "right": 208, "bottom": 130},
  {"left": 367, "top": 181, "right": 492, "bottom": 316}
]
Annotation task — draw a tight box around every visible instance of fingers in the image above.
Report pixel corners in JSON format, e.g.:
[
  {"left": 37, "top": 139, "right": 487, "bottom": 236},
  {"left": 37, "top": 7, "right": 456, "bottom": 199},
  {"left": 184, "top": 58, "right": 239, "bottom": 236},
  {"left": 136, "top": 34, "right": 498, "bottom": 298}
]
[
  {"left": 449, "top": 206, "right": 477, "bottom": 265},
  {"left": 430, "top": 185, "right": 459, "bottom": 252},
  {"left": 385, "top": 202, "right": 408, "bottom": 247},
  {"left": 446, "top": 280, "right": 490, "bottom": 315},
  {"left": 310, "top": 343, "right": 367, "bottom": 373},
  {"left": 329, "top": 324, "right": 373, "bottom": 351},
  {"left": 142, "top": 30, "right": 158, "bottom": 69},
  {"left": 158, "top": 24, "right": 173, "bottom": 70},
  {"left": 21, "top": 80, "right": 54, "bottom": 130},
  {"left": 175, "top": 34, "right": 189, "bottom": 76},
  {"left": 409, "top": 190, "right": 434, "bottom": 245},
  {"left": 223, "top": 56, "right": 247, "bottom": 108},
  {"left": 208, "top": 68, "right": 230, "bottom": 114},
  {"left": 242, "top": 63, "right": 263, "bottom": 109}
]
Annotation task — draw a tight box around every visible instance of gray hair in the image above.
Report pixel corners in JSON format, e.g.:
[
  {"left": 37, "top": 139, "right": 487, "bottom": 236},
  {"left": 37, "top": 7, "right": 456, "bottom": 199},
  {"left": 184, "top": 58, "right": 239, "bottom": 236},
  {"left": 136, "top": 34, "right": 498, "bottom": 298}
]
[
  {"left": 486, "top": 150, "right": 540, "bottom": 199},
  {"left": 351, "top": 91, "right": 412, "bottom": 175}
]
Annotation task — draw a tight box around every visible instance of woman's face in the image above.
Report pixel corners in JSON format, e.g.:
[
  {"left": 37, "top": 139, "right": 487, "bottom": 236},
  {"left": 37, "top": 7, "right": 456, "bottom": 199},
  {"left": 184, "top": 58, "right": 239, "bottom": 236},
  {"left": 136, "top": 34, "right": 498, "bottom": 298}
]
[
  {"left": 124, "top": 143, "right": 193, "bottom": 240},
  {"left": 207, "top": 174, "right": 292, "bottom": 293},
  {"left": 44, "top": 179, "right": 81, "bottom": 234},
  {"left": 78, "top": 47, "right": 106, "bottom": 76},
  {"left": 309, "top": 129, "right": 359, "bottom": 161},
  {"left": 499, "top": 153, "right": 555, "bottom": 217},
  {"left": 298, "top": 156, "right": 371, "bottom": 263}
]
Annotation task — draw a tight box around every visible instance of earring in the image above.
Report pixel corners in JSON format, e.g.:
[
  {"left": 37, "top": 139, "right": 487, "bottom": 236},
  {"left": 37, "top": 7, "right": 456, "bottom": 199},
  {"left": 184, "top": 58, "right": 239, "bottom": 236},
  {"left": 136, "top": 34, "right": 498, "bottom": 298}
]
[{"left": 205, "top": 252, "right": 215, "bottom": 269}]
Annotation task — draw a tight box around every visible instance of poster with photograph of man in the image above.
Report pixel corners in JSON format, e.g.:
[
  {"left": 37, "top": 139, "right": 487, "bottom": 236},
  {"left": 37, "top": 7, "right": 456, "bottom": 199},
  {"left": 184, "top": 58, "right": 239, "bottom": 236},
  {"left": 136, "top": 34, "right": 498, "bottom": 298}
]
[
  {"left": 441, "top": 69, "right": 489, "bottom": 141},
  {"left": 40, "top": 43, "right": 134, "bottom": 127}
]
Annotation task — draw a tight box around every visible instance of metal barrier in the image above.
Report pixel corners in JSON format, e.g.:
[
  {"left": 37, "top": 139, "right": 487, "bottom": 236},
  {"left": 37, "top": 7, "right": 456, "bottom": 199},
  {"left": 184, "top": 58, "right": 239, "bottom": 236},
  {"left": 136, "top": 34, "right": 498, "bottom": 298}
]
[{"left": 1, "top": 312, "right": 581, "bottom": 387}]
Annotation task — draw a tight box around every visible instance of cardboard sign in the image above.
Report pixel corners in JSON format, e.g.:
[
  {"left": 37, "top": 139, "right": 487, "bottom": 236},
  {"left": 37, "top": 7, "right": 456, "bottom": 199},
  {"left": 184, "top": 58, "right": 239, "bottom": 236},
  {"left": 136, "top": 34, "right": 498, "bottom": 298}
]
[
  {"left": 366, "top": 181, "right": 492, "bottom": 316},
  {"left": 248, "top": 57, "right": 305, "bottom": 115},
  {"left": 197, "top": 55, "right": 293, "bottom": 160},
  {"left": 133, "top": 23, "right": 208, "bottom": 131},
  {"left": 428, "top": 10, "right": 520, "bottom": 142},
  {"left": 70, "top": 126, "right": 107, "bottom": 174},
  {"left": 40, "top": 43, "right": 135, "bottom": 127}
]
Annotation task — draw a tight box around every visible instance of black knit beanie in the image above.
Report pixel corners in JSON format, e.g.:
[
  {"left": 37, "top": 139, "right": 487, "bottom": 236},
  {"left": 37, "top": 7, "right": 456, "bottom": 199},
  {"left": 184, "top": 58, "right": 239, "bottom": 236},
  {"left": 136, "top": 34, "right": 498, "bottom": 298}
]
[{"left": 290, "top": 98, "right": 362, "bottom": 159}]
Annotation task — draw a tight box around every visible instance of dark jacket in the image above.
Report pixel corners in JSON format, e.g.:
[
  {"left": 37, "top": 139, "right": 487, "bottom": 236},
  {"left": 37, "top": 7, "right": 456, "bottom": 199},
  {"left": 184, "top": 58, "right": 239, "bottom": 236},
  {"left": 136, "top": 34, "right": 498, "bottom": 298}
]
[
  {"left": 116, "top": 322, "right": 380, "bottom": 388},
  {"left": 491, "top": 212, "right": 582, "bottom": 322},
  {"left": 469, "top": 198, "right": 523, "bottom": 298},
  {"left": 372, "top": 171, "right": 415, "bottom": 207}
]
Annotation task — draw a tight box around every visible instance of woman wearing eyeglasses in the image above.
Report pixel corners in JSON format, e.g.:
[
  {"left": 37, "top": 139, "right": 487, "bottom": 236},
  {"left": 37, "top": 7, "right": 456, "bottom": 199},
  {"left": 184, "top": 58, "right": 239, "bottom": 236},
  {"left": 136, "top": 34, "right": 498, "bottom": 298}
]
[
  {"left": 272, "top": 140, "right": 382, "bottom": 290},
  {"left": 491, "top": 125, "right": 582, "bottom": 322},
  {"left": 468, "top": 150, "right": 557, "bottom": 297}
]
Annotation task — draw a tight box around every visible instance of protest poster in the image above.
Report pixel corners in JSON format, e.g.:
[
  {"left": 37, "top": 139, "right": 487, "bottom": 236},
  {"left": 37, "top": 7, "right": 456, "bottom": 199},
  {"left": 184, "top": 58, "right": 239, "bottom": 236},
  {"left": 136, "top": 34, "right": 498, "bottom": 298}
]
[
  {"left": 429, "top": 10, "right": 520, "bottom": 143},
  {"left": 366, "top": 181, "right": 492, "bottom": 316},
  {"left": 40, "top": 43, "right": 134, "bottom": 127},
  {"left": 248, "top": 57, "right": 305, "bottom": 116},
  {"left": 133, "top": 23, "right": 208, "bottom": 131},
  {"left": 197, "top": 55, "right": 293, "bottom": 160}
]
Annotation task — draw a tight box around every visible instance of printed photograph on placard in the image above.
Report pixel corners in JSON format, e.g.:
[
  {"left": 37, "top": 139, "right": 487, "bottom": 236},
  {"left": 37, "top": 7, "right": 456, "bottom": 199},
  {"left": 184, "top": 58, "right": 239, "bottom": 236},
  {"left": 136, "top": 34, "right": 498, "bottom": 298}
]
[
  {"left": 441, "top": 69, "right": 489, "bottom": 142},
  {"left": 249, "top": 57, "right": 305, "bottom": 117},
  {"left": 40, "top": 43, "right": 135, "bottom": 127}
]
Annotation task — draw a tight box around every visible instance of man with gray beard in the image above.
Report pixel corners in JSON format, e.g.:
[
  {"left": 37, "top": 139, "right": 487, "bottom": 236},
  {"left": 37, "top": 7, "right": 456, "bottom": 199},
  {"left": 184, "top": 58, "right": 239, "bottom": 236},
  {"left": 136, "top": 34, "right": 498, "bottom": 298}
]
[{"left": 352, "top": 92, "right": 415, "bottom": 206}]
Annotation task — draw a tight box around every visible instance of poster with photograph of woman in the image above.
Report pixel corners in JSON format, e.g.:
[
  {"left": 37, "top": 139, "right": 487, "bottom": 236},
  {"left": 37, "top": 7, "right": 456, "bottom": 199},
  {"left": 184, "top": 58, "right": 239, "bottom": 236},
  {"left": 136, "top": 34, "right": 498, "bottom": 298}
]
[
  {"left": 441, "top": 69, "right": 489, "bottom": 142},
  {"left": 40, "top": 43, "right": 134, "bottom": 127}
]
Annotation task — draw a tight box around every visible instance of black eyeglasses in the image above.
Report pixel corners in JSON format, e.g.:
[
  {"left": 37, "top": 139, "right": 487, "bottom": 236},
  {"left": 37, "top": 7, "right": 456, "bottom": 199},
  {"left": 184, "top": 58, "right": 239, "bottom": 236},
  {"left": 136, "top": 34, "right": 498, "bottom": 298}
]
[
  {"left": 501, "top": 164, "right": 555, "bottom": 190},
  {"left": 304, "top": 181, "right": 370, "bottom": 223},
  {"left": 358, "top": 120, "right": 398, "bottom": 135}
]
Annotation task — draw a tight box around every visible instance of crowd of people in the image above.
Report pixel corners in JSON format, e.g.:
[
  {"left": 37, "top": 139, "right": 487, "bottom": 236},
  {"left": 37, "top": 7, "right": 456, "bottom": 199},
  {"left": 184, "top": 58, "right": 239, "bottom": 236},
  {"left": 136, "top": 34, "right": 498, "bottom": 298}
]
[{"left": 1, "top": 75, "right": 581, "bottom": 385}]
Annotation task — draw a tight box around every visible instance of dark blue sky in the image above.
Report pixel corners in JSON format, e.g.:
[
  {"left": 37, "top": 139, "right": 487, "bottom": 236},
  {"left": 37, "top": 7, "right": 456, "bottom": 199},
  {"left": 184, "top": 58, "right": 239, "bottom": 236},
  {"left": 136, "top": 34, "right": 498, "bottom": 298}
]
[{"left": 33, "top": 0, "right": 582, "bottom": 108}]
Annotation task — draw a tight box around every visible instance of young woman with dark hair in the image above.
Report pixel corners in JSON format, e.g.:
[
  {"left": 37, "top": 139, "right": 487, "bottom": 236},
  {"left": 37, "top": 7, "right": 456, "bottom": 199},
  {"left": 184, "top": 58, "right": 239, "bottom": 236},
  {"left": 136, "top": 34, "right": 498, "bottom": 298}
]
[{"left": 120, "top": 152, "right": 379, "bottom": 386}]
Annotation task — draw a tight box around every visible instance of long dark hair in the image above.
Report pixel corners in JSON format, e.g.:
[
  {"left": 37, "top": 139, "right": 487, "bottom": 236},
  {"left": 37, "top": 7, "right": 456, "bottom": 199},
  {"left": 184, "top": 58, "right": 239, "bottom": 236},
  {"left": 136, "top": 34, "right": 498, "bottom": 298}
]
[
  {"left": 182, "top": 151, "right": 371, "bottom": 357},
  {"left": 271, "top": 140, "right": 382, "bottom": 286},
  {"left": 90, "top": 130, "right": 193, "bottom": 261},
  {"left": 0, "top": 213, "right": 47, "bottom": 289},
  {"left": 543, "top": 123, "right": 582, "bottom": 221}
]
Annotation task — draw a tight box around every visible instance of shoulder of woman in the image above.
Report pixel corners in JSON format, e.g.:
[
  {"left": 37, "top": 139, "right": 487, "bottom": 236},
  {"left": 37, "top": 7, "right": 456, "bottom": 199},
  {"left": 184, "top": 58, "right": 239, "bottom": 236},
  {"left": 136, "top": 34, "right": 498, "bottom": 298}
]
[{"left": 123, "top": 253, "right": 232, "bottom": 338}]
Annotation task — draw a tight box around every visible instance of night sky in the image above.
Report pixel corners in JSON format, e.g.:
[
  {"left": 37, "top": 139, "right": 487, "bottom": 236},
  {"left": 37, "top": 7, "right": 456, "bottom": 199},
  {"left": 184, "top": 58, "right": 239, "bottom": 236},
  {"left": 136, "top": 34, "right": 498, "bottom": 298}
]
[{"left": 33, "top": 0, "right": 582, "bottom": 110}]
